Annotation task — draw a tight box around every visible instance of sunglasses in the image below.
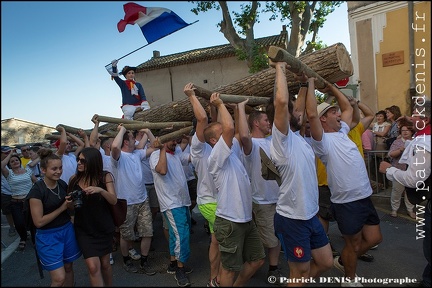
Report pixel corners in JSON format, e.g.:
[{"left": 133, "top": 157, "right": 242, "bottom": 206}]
[
  {"left": 76, "top": 157, "right": 87, "bottom": 164},
  {"left": 21, "top": 149, "right": 29, "bottom": 152}
]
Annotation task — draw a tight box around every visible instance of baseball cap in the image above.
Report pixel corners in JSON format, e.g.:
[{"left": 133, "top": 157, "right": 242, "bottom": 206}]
[
  {"left": 317, "top": 102, "right": 339, "bottom": 117},
  {"left": 1, "top": 146, "right": 11, "bottom": 153}
]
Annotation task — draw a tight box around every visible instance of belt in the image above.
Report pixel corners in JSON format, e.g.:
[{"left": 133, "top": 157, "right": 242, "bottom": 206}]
[
  {"left": 145, "top": 183, "right": 154, "bottom": 186},
  {"left": 11, "top": 198, "right": 25, "bottom": 202}
]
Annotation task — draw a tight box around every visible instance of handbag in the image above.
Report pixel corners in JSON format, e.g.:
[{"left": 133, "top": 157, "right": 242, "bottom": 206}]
[{"left": 109, "top": 198, "right": 127, "bottom": 227}]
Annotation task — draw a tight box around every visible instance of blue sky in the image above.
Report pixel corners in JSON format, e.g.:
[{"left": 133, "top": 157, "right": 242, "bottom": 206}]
[{"left": 1, "top": 1, "right": 350, "bottom": 130}]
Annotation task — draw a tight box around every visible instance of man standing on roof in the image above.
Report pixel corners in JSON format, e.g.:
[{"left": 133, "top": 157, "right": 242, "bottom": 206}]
[{"left": 108, "top": 59, "right": 151, "bottom": 120}]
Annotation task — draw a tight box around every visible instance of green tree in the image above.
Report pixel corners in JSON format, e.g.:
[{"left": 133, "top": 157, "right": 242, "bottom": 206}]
[{"left": 190, "top": 1, "right": 343, "bottom": 73}]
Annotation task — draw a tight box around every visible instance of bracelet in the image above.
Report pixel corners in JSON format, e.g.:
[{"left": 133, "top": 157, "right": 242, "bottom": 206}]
[{"left": 299, "top": 82, "right": 308, "bottom": 88}]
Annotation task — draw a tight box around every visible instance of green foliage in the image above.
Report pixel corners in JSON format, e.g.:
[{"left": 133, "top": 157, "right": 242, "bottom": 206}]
[
  {"left": 236, "top": 44, "right": 269, "bottom": 73},
  {"left": 189, "top": 1, "right": 345, "bottom": 72}
]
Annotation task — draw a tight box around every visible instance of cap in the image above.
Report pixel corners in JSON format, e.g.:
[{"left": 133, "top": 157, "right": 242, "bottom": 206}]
[
  {"left": 1, "top": 146, "right": 11, "bottom": 153},
  {"left": 317, "top": 102, "right": 338, "bottom": 118}
]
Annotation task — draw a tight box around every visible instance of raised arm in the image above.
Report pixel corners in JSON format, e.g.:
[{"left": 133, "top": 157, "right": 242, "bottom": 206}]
[
  {"left": 272, "top": 61, "right": 290, "bottom": 135},
  {"left": 154, "top": 142, "right": 168, "bottom": 175},
  {"left": 358, "top": 101, "right": 375, "bottom": 130},
  {"left": 329, "top": 84, "right": 353, "bottom": 126},
  {"left": 69, "top": 131, "right": 85, "bottom": 156},
  {"left": 210, "top": 93, "right": 234, "bottom": 148},
  {"left": 237, "top": 99, "right": 252, "bottom": 155},
  {"left": 111, "top": 125, "right": 126, "bottom": 161},
  {"left": 184, "top": 82, "right": 208, "bottom": 142},
  {"left": 293, "top": 72, "right": 309, "bottom": 128},
  {"left": 1, "top": 150, "right": 14, "bottom": 178},
  {"left": 55, "top": 125, "right": 67, "bottom": 156},
  {"left": 348, "top": 96, "right": 360, "bottom": 129},
  {"left": 305, "top": 78, "right": 323, "bottom": 141},
  {"left": 89, "top": 114, "right": 101, "bottom": 149}
]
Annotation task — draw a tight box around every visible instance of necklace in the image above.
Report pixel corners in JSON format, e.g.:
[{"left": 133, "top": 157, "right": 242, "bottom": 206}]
[{"left": 44, "top": 181, "right": 61, "bottom": 200}]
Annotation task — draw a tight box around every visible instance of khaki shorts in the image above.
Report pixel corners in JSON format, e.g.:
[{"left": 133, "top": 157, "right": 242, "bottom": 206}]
[
  {"left": 214, "top": 216, "right": 265, "bottom": 272},
  {"left": 120, "top": 199, "right": 153, "bottom": 241},
  {"left": 252, "top": 202, "right": 279, "bottom": 248}
]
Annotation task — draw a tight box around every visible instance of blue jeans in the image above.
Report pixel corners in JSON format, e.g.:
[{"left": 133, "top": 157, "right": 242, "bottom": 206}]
[{"left": 422, "top": 200, "right": 431, "bottom": 286}]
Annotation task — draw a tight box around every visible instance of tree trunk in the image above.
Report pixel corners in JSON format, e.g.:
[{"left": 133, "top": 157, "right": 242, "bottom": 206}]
[{"left": 99, "top": 42, "right": 352, "bottom": 133}]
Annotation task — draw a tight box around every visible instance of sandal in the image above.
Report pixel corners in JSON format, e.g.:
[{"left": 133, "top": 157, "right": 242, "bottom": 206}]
[{"left": 18, "top": 241, "right": 26, "bottom": 250}]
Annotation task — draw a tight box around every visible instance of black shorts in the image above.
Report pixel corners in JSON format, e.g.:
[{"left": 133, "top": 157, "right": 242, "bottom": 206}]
[{"left": 318, "top": 186, "right": 334, "bottom": 222}]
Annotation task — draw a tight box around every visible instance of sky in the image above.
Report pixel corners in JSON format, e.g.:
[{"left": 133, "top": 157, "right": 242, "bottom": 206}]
[{"left": 1, "top": 1, "right": 350, "bottom": 130}]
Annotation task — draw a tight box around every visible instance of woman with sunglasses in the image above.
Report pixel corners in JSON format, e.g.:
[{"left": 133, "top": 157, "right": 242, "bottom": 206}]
[{"left": 67, "top": 147, "right": 117, "bottom": 286}]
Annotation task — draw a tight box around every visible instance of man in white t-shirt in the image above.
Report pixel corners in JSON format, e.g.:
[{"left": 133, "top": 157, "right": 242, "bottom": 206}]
[
  {"left": 111, "top": 125, "right": 156, "bottom": 276},
  {"left": 270, "top": 62, "right": 333, "bottom": 286},
  {"left": 306, "top": 77, "right": 383, "bottom": 286},
  {"left": 184, "top": 82, "right": 221, "bottom": 287},
  {"left": 150, "top": 135, "right": 192, "bottom": 287},
  {"left": 207, "top": 92, "right": 265, "bottom": 287},
  {"left": 237, "top": 100, "right": 284, "bottom": 284}
]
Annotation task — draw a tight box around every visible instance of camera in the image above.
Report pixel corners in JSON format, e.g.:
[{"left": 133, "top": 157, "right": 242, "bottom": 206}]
[{"left": 69, "top": 190, "right": 83, "bottom": 208}]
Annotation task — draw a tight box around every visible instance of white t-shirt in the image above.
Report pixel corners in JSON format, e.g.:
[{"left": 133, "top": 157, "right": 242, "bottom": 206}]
[
  {"left": 271, "top": 126, "right": 319, "bottom": 220},
  {"left": 190, "top": 133, "right": 217, "bottom": 205},
  {"left": 99, "top": 147, "right": 113, "bottom": 174},
  {"left": 175, "top": 144, "right": 196, "bottom": 181},
  {"left": 111, "top": 149, "right": 148, "bottom": 205},
  {"left": 311, "top": 121, "right": 372, "bottom": 203},
  {"left": 243, "top": 137, "right": 279, "bottom": 204},
  {"left": 208, "top": 136, "right": 252, "bottom": 223},
  {"left": 60, "top": 153, "right": 77, "bottom": 183},
  {"left": 149, "top": 150, "right": 191, "bottom": 212}
]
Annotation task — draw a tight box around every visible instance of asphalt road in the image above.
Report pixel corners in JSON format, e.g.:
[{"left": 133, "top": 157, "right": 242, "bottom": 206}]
[{"left": 1, "top": 199, "right": 428, "bottom": 287}]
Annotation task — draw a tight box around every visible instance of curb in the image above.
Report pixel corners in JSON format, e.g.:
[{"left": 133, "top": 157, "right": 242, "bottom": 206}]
[{"left": 1, "top": 237, "right": 20, "bottom": 264}]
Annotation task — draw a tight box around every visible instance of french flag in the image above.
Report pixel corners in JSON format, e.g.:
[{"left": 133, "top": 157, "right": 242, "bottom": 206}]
[{"left": 117, "top": 2, "right": 191, "bottom": 44}]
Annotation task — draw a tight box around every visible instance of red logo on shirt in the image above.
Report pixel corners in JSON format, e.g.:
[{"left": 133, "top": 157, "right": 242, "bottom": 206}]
[{"left": 294, "top": 246, "right": 304, "bottom": 258}]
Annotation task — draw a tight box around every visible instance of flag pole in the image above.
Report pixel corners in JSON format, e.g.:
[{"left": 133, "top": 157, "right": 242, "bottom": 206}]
[{"left": 105, "top": 20, "right": 199, "bottom": 67}]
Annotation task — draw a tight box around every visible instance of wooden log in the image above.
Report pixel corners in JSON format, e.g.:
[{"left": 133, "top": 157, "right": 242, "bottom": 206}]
[
  {"left": 123, "top": 121, "right": 192, "bottom": 130},
  {"left": 192, "top": 85, "right": 270, "bottom": 106},
  {"left": 58, "top": 124, "right": 92, "bottom": 135},
  {"left": 157, "top": 126, "right": 194, "bottom": 144},
  {"left": 96, "top": 115, "right": 146, "bottom": 125},
  {"left": 99, "top": 43, "right": 352, "bottom": 132},
  {"left": 45, "top": 134, "right": 74, "bottom": 141},
  {"left": 268, "top": 46, "right": 330, "bottom": 89}
]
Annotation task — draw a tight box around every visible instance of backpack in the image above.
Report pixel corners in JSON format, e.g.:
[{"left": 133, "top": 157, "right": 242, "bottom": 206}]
[{"left": 259, "top": 147, "right": 282, "bottom": 186}]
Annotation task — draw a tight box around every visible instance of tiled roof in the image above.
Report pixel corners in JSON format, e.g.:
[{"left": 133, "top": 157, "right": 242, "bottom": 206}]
[{"left": 136, "top": 31, "right": 287, "bottom": 72}]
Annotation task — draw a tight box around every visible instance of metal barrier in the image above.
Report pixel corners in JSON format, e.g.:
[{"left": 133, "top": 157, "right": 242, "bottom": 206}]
[{"left": 364, "top": 150, "right": 390, "bottom": 194}]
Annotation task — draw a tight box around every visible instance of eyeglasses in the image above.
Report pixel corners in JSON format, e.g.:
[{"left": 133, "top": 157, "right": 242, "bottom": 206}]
[{"left": 76, "top": 157, "right": 87, "bottom": 164}]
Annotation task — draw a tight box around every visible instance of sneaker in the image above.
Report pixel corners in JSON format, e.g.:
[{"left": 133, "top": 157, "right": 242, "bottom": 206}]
[
  {"left": 138, "top": 261, "right": 156, "bottom": 276},
  {"left": 370, "top": 244, "right": 378, "bottom": 250},
  {"left": 129, "top": 248, "right": 141, "bottom": 260},
  {"left": 123, "top": 259, "right": 138, "bottom": 273},
  {"left": 8, "top": 227, "right": 16, "bottom": 237},
  {"left": 408, "top": 211, "right": 416, "bottom": 219},
  {"left": 167, "top": 265, "right": 193, "bottom": 274},
  {"left": 206, "top": 277, "right": 220, "bottom": 287},
  {"left": 266, "top": 268, "right": 283, "bottom": 285},
  {"left": 109, "top": 253, "right": 114, "bottom": 265},
  {"left": 358, "top": 253, "right": 374, "bottom": 262},
  {"left": 390, "top": 210, "right": 397, "bottom": 217},
  {"left": 175, "top": 267, "right": 191, "bottom": 287},
  {"left": 334, "top": 256, "right": 359, "bottom": 277}
]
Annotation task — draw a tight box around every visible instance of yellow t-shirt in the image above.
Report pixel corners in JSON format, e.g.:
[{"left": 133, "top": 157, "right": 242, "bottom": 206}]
[
  {"left": 348, "top": 122, "right": 365, "bottom": 158},
  {"left": 316, "top": 157, "right": 328, "bottom": 186},
  {"left": 20, "top": 157, "right": 31, "bottom": 168}
]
